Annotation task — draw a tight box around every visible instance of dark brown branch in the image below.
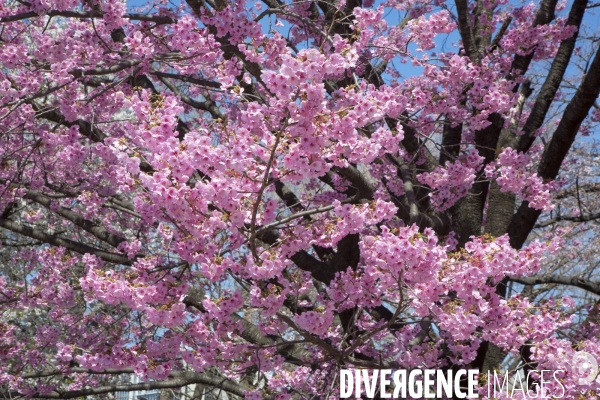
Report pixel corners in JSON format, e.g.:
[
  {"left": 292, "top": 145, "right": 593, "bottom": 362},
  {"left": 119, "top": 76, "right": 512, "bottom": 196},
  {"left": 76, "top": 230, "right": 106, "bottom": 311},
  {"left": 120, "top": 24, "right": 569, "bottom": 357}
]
[
  {"left": 510, "top": 275, "right": 600, "bottom": 295},
  {"left": 516, "top": 0, "right": 589, "bottom": 152},
  {"left": 507, "top": 45, "right": 600, "bottom": 249},
  {"left": 0, "top": 10, "right": 176, "bottom": 24},
  {"left": 509, "top": 0, "right": 559, "bottom": 78},
  {"left": 274, "top": 180, "right": 304, "bottom": 213},
  {"left": 331, "top": 165, "right": 376, "bottom": 201},
  {"left": 555, "top": 183, "right": 600, "bottom": 199},
  {"left": 5, "top": 371, "right": 248, "bottom": 399},
  {"left": 183, "top": 279, "right": 309, "bottom": 362},
  {"left": 489, "top": 16, "right": 513, "bottom": 51},
  {"left": 439, "top": 119, "right": 462, "bottom": 167},
  {"left": 0, "top": 218, "right": 131, "bottom": 264},
  {"left": 290, "top": 250, "right": 335, "bottom": 284},
  {"left": 70, "top": 59, "right": 142, "bottom": 78},
  {"left": 385, "top": 155, "right": 451, "bottom": 235},
  {"left": 157, "top": 75, "right": 223, "bottom": 119},
  {"left": 254, "top": 223, "right": 335, "bottom": 284},
  {"left": 535, "top": 211, "right": 600, "bottom": 228},
  {"left": 386, "top": 116, "right": 438, "bottom": 174},
  {"left": 24, "top": 368, "right": 136, "bottom": 379},
  {"left": 24, "top": 190, "right": 130, "bottom": 250},
  {"left": 32, "top": 105, "right": 106, "bottom": 143},
  {"left": 151, "top": 71, "right": 222, "bottom": 89},
  {"left": 455, "top": 0, "right": 480, "bottom": 62}
]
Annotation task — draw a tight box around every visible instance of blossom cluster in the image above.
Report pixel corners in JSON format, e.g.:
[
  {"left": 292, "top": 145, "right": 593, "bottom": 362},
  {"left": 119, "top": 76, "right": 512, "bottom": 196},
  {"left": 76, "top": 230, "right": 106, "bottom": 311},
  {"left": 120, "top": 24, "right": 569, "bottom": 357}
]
[
  {"left": 418, "top": 148, "right": 484, "bottom": 211},
  {"left": 486, "top": 148, "right": 554, "bottom": 211}
]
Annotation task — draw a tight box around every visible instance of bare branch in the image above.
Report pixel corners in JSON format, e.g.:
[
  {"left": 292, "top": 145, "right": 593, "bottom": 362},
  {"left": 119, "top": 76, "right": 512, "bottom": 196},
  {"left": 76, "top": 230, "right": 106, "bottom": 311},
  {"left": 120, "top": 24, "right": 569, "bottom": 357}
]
[
  {"left": 0, "top": 217, "right": 131, "bottom": 264},
  {"left": 156, "top": 75, "right": 224, "bottom": 119},
  {"left": 535, "top": 211, "right": 600, "bottom": 228},
  {"left": 510, "top": 275, "right": 600, "bottom": 295},
  {"left": 0, "top": 10, "right": 176, "bottom": 24},
  {"left": 5, "top": 371, "right": 249, "bottom": 399},
  {"left": 24, "top": 190, "right": 130, "bottom": 250},
  {"left": 507, "top": 44, "right": 600, "bottom": 248},
  {"left": 516, "top": 0, "right": 589, "bottom": 152},
  {"left": 454, "top": 0, "right": 480, "bottom": 62},
  {"left": 151, "top": 71, "right": 222, "bottom": 89}
]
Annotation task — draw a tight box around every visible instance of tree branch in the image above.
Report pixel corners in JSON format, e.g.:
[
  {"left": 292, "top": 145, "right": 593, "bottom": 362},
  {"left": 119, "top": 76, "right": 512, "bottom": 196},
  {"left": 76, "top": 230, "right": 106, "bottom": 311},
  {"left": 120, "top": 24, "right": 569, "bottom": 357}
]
[
  {"left": 535, "top": 211, "right": 600, "bottom": 228},
  {"left": 5, "top": 371, "right": 249, "bottom": 399},
  {"left": 516, "top": 0, "right": 589, "bottom": 152},
  {"left": 156, "top": 75, "right": 223, "bottom": 119},
  {"left": 0, "top": 10, "right": 176, "bottom": 24},
  {"left": 151, "top": 71, "right": 222, "bottom": 89},
  {"left": 507, "top": 45, "right": 600, "bottom": 249},
  {"left": 331, "top": 165, "right": 376, "bottom": 201},
  {"left": 24, "top": 190, "right": 130, "bottom": 250},
  {"left": 0, "top": 217, "right": 131, "bottom": 264},
  {"left": 455, "top": 0, "right": 480, "bottom": 62},
  {"left": 510, "top": 275, "right": 600, "bottom": 295}
]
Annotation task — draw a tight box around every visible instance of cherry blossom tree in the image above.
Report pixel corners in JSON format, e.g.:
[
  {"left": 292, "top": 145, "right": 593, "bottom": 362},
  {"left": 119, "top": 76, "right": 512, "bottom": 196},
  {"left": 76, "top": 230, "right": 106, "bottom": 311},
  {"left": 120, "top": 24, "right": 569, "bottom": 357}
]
[{"left": 1, "top": 0, "right": 600, "bottom": 397}]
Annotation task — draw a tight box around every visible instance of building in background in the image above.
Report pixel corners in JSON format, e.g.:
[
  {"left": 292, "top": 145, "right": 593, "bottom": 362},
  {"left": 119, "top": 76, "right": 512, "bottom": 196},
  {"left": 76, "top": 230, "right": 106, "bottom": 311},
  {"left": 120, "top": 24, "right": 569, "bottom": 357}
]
[{"left": 115, "top": 375, "right": 196, "bottom": 400}]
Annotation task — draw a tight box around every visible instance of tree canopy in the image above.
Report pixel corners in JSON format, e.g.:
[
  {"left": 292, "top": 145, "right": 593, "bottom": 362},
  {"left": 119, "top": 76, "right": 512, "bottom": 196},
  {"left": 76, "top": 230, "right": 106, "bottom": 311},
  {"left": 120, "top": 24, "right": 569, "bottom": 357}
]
[{"left": 1, "top": 0, "right": 600, "bottom": 397}]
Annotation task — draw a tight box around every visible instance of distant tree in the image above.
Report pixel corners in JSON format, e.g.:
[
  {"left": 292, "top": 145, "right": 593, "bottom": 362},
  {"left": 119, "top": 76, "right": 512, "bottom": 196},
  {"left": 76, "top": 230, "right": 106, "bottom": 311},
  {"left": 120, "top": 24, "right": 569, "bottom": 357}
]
[{"left": 1, "top": 0, "right": 600, "bottom": 397}]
